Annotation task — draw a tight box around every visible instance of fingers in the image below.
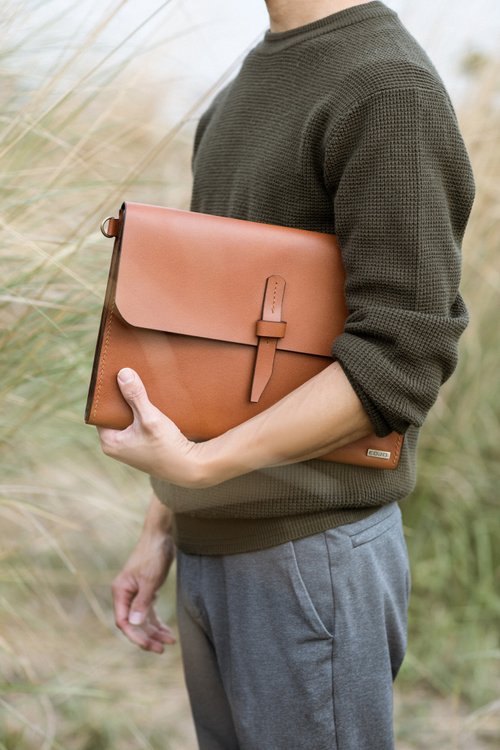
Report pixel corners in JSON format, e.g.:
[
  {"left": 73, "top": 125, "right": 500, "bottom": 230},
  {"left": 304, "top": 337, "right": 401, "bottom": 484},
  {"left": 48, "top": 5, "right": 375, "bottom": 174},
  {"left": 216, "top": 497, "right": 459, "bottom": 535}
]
[
  {"left": 119, "top": 617, "right": 171, "bottom": 654},
  {"left": 118, "top": 604, "right": 176, "bottom": 653},
  {"left": 112, "top": 575, "right": 136, "bottom": 634},
  {"left": 112, "top": 572, "right": 175, "bottom": 654},
  {"left": 128, "top": 576, "right": 158, "bottom": 627},
  {"left": 149, "top": 609, "right": 176, "bottom": 645},
  {"left": 97, "top": 425, "right": 120, "bottom": 455},
  {"left": 127, "top": 592, "right": 175, "bottom": 646}
]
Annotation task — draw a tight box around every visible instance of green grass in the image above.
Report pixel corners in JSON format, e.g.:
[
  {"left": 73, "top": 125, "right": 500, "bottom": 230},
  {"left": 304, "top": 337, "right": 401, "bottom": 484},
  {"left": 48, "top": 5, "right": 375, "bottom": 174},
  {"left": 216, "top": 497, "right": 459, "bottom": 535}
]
[{"left": 1, "top": 3, "right": 499, "bottom": 746}]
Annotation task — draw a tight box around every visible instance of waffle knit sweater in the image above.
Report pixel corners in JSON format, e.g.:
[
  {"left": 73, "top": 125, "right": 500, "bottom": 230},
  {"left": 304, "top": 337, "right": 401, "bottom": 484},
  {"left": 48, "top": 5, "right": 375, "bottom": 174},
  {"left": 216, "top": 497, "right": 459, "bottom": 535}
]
[{"left": 150, "top": 0, "right": 475, "bottom": 555}]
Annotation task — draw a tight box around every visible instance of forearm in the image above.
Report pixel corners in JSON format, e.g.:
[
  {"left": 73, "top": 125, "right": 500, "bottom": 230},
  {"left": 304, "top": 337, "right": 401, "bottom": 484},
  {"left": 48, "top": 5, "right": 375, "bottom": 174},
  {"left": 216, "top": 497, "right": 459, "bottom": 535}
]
[
  {"left": 141, "top": 492, "right": 173, "bottom": 536},
  {"left": 199, "top": 361, "right": 372, "bottom": 486},
  {"left": 100, "top": 363, "right": 372, "bottom": 493}
]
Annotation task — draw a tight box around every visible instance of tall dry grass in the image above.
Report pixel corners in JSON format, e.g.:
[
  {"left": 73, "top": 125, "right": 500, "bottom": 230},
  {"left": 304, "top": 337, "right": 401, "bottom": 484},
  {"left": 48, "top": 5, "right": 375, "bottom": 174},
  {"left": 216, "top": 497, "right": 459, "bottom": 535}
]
[
  {"left": 397, "top": 56, "right": 500, "bottom": 715},
  {"left": 0, "top": 4, "right": 242, "bottom": 747},
  {"left": 0, "top": 3, "right": 499, "bottom": 747}
]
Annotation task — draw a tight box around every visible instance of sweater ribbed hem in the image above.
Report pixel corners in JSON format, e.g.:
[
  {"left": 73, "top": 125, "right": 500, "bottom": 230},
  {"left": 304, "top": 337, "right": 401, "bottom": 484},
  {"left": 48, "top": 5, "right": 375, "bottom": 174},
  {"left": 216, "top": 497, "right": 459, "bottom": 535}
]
[
  {"left": 171, "top": 506, "right": 380, "bottom": 555},
  {"left": 254, "top": 1, "right": 395, "bottom": 55}
]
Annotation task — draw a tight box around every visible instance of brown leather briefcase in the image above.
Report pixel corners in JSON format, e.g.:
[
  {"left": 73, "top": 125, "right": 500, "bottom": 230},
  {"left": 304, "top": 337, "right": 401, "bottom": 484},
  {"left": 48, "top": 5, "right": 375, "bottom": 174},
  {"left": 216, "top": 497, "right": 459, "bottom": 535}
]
[{"left": 85, "top": 201, "right": 404, "bottom": 469}]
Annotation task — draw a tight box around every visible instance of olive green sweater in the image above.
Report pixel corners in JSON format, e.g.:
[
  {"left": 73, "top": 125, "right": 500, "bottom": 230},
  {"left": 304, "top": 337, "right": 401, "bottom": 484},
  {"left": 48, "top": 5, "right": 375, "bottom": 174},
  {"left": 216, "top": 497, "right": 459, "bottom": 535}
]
[{"left": 150, "top": 0, "right": 475, "bottom": 554}]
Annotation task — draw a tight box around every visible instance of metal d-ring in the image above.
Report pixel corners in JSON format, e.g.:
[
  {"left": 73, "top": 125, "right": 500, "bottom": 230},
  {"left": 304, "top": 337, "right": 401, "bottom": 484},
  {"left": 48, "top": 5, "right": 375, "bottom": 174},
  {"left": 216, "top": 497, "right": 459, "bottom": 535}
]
[{"left": 100, "top": 216, "right": 116, "bottom": 238}]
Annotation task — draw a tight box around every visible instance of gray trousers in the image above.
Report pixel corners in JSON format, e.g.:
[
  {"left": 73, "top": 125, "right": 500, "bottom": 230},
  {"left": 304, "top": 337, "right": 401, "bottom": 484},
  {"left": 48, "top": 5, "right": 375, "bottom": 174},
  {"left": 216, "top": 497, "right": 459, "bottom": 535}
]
[{"left": 175, "top": 501, "right": 411, "bottom": 750}]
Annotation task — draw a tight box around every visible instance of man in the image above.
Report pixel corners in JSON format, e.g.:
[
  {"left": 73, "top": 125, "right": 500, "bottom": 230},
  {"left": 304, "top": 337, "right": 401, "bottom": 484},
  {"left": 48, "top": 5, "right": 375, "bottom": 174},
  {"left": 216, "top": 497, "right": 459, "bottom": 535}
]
[{"left": 98, "top": 1, "right": 475, "bottom": 748}]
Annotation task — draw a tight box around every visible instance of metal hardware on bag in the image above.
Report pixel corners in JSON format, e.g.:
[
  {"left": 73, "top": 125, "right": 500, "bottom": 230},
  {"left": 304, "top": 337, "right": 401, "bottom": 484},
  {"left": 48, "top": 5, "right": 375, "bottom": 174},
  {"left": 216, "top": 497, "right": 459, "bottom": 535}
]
[
  {"left": 366, "top": 449, "right": 391, "bottom": 460},
  {"left": 100, "top": 216, "right": 116, "bottom": 238}
]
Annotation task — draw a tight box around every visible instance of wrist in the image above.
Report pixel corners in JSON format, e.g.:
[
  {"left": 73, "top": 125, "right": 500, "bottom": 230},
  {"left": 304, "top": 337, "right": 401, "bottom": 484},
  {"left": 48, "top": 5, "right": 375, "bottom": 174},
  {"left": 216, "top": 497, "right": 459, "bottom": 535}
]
[
  {"left": 137, "top": 524, "right": 174, "bottom": 565},
  {"left": 193, "top": 430, "right": 251, "bottom": 488},
  {"left": 130, "top": 528, "right": 175, "bottom": 573}
]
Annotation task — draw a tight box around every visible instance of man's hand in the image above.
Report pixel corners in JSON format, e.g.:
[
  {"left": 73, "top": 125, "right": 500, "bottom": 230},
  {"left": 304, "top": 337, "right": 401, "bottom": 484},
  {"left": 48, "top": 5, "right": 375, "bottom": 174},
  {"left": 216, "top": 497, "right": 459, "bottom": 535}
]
[
  {"left": 97, "top": 362, "right": 374, "bottom": 496},
  {"left": 97, "top": 368, "right": 206, "bottom": 488},
  {"left": 112, "top": 525, "right": 176, "bottom": 654}
]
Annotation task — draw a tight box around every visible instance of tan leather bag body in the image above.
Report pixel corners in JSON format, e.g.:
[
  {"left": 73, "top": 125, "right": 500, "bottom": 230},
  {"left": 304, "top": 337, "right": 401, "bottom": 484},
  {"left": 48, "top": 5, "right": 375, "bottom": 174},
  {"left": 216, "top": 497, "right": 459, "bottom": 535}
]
[{"left": 85, "top": 201, "right": 404, "bottom": 469}]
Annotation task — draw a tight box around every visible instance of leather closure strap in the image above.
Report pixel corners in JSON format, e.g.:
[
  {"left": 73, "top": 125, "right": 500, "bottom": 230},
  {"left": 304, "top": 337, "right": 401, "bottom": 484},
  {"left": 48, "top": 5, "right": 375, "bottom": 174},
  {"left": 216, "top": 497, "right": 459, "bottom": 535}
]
[{"left": 250, "top": 275, "right": 286, "bottom": 403}]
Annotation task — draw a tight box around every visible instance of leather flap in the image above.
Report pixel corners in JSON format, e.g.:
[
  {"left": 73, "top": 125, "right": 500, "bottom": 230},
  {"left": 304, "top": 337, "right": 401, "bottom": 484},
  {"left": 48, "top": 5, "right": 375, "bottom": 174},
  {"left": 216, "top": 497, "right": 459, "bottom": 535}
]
[{"left": 114, "top": 202, "right": 348, "bottom": 357}]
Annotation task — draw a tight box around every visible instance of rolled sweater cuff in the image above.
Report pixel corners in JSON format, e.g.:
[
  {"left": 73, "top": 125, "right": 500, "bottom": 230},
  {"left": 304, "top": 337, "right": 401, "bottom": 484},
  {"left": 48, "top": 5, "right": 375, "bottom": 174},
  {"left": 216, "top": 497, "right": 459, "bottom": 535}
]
[{"left": 332, "top": 348, "right": 407, "bottom": 437}]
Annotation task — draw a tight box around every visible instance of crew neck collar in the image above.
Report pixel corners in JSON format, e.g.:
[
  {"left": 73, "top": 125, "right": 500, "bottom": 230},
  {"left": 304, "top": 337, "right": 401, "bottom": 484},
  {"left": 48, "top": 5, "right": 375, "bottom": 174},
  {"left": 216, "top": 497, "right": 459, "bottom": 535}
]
[{"left": 254, "top": 1, "right": 396, "bottom": 55}]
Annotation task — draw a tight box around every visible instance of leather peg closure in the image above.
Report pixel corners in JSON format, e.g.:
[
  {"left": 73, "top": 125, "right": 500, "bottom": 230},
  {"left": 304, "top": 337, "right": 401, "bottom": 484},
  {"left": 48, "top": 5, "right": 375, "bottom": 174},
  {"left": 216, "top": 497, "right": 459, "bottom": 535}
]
[{"left": 250, "top": 275, "right": 287, "bottom": 403}]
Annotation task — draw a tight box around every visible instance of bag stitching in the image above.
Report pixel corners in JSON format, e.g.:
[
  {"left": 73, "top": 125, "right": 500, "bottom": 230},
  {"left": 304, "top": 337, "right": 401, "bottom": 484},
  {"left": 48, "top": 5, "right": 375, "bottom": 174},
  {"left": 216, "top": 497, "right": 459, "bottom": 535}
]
[
  {"left": 392, "top": 433, "right": 404, "bottom": 466},
  {"left": 92, "top": 300, "right": 115, "bottom": 420}
]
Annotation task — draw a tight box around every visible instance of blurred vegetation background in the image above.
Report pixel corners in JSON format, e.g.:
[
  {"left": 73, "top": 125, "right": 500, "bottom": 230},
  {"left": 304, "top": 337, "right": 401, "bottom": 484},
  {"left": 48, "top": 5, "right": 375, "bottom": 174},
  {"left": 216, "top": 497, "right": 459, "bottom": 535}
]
[{"left": 1, "top": 1, "right": 499, "bottom": 748}]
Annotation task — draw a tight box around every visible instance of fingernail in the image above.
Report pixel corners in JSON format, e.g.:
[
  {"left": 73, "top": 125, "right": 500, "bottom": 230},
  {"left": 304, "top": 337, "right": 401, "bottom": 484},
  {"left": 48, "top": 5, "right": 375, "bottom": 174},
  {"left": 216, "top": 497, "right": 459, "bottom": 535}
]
[
  {"left": 129, "top": 611, "right": 143, "bottom": 625},
  {"left": 118, "top": 368, "right": 134, "bottom": 384}
]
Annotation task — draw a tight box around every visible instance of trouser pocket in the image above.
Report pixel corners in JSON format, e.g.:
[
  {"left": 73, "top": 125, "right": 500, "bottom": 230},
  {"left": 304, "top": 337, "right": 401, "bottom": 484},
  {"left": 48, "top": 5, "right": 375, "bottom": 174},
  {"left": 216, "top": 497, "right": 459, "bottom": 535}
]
[{"left": 287, "top": 532, "right": 335, "bottom": 639}]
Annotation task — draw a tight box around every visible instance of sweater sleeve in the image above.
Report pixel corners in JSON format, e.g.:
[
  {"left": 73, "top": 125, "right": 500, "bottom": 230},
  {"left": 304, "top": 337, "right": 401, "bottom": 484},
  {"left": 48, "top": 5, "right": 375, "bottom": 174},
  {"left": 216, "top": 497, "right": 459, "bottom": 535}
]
[{"left": 325, "top": 86, "right": 475, "bottom": 437}]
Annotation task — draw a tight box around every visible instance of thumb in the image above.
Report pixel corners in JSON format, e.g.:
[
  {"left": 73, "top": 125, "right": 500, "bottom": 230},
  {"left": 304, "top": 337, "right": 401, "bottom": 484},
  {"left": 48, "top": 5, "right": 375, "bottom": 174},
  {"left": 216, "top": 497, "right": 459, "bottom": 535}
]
[
  {"left": 117, "top": 368, "right": 153, "bottom": 421},
  {"left": 128, "top": 585, "right": 155, "bottom": 625}
]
